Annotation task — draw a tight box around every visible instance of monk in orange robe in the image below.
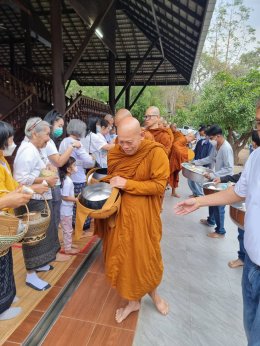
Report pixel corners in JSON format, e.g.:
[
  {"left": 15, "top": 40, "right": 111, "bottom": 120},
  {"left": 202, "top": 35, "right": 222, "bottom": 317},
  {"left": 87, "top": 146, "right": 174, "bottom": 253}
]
[
  {"left": 144, "top": 107, "right": 173, "bottom": 155},
  {"left": 115, "top": 108, "right": 154, "bottom": 141},
  {"left": 95, "top": 117, "right": 169, "bottom": 323},
  {"left": 169, "top": 132, "right": 195, "bottom": 197},
  {"left": 170, "top": 123, "right": 183, "bottom": 143}
]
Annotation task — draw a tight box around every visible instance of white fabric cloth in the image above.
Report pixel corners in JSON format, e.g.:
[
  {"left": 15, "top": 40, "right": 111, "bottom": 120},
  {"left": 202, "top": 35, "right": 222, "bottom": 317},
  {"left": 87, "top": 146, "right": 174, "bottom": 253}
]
[
  {"left": 59, "top": 137, "right": 94, "bottom": 183},
  {"left": 96, "top": 133, "right": 108, "bottom": 168},
  {"left": 41, "top": 139, "right": 61, "bottom": 185},
  {"left": 81, "top": 132, "right": 107, "bottom": 168},
  {"left": 234, "top": 147, "right": 260, "bottom": 265},
  {"left": 42, "top": 139, "right": 58, "bottom": 159},
  {"left": 13, "top": 141, "right": 52, "bottom": 200},
  {"left": 60, "top": 176, "right": 74, "bottom": 216}
]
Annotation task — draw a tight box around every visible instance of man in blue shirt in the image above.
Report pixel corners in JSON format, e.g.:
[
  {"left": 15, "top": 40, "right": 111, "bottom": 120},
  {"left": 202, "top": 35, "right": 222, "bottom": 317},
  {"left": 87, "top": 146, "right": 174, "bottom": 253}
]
[{"left": 188, "top": 126, "right": 213, "bottom": 197}]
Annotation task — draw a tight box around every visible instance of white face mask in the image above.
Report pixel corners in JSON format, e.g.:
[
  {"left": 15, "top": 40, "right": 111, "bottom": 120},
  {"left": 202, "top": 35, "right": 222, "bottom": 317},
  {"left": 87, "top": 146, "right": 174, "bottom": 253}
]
[
  {"left": 73, "top": 166, "right": 78, "bottom": 173},
  {"left": 209, "top": 139, "right": 217, "bottom": 146},
  {"left": 3, "top": 142, "right": 17, "bottom": 157}
]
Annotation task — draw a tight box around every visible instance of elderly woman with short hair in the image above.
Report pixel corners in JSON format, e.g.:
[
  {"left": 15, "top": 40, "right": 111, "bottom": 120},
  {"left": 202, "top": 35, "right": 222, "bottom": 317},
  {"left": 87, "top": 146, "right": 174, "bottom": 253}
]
[
  {"left": 59, "top": 119, "right": 94, "bottom": 229},
  {"left": 13, "top": 117, "right": 61, "bottom": 291}
]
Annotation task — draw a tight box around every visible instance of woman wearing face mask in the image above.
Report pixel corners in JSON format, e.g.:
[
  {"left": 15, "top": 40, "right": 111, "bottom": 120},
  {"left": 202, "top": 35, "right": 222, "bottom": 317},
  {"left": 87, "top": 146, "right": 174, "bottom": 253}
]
[{"left": 43, "top": 110, "right": 81, "bottom": 260}]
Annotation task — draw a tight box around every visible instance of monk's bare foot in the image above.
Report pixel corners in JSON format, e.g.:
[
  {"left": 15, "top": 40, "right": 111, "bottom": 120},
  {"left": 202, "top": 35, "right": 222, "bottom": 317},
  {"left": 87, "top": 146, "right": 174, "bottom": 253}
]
[
  {"left": 171, "top": 193, "right": 180, "bottom": 198},
  {"left": 171, "top": 189, "right": 180, "bottom": 198},
  {"left": 149, "top": 290, "right": 169, "bottom": 315},
  {"left": 115, "top": 301, "right": 140, "bottom": 323}
]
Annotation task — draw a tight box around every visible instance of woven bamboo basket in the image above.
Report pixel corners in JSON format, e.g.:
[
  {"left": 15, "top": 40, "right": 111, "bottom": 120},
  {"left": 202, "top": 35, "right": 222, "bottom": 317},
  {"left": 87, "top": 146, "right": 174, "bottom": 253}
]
[
  {"left": 17, "top": 199, "right": 51, "bottom": 246},
  {"left": 0, "top": 207, "right": 29, "bottom": 257}
]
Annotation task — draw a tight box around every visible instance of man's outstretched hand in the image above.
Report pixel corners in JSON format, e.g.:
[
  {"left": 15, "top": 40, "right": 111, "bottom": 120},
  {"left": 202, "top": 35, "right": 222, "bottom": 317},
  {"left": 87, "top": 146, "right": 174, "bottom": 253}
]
[{"left": 174, "top": 198, "right": 200, "bottom": 215}]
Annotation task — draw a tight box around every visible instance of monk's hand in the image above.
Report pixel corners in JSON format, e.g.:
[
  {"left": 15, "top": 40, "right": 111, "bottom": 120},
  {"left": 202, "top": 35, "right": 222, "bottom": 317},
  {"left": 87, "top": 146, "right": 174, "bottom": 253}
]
[
  {"left": 110, "top": 176, "right": 127, "bottom": 189},
  {"left": 174, "top": 197, "right": 200, "bottom": 215}
]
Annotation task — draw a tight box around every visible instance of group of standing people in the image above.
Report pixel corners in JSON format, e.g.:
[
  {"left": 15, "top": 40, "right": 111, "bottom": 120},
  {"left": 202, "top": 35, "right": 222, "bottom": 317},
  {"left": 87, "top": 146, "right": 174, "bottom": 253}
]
[
  {"left": 0, "top": 112, "right": 115, "bottom": 321},
  {"left": 1, "top": 100, "right": 259, "bottom": 346},
  {"left": 175, "top": 100, "right": 260, "bottom": 345}
]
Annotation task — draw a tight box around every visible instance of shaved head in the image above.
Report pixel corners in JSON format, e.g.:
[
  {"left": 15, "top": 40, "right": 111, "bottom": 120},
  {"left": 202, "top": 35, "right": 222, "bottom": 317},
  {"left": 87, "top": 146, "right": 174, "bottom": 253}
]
[
  {"left": 145, "top": 106, "right": 160, "bottom": 116},
  {"left": 117, "top": 117, "right": 143, "bottom": 155},
  {"left": 145, "top": 106, "right": 160, "bottom": 129},
  {"left": 170, "top": 123, "right": 177, "bottom": 132},
  {"left": 186, "top": 132, "right": 195, "bottom": 143},
  {"left": 115, "top": 108, "right": 132, "bottom": 127}
]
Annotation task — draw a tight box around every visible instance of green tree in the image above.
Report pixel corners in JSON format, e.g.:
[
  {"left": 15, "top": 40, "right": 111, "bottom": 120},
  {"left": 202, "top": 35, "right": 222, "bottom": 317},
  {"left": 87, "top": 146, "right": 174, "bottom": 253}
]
[
  {"left": 194, "top": 70, "right": 260, "bottom": 163},
  {"left": 193, "top": 0, "right": 259, "bottom": 90}
]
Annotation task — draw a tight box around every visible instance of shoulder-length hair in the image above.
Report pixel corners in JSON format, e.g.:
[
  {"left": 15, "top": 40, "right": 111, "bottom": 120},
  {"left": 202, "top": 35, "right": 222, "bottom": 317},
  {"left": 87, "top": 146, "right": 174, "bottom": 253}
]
[{"left": 0, "top": 121, "right": 14, "bottom": 149}]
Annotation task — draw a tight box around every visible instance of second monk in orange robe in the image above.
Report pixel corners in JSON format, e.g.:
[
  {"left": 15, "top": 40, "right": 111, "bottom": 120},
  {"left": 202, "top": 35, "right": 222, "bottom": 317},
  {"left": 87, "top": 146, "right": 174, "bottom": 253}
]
[
  {"left": 169, "top": 132, "right": 195, "bottom": 197},
  {"left": 144, "top": 106, "right": 173, "bottom": 155}
]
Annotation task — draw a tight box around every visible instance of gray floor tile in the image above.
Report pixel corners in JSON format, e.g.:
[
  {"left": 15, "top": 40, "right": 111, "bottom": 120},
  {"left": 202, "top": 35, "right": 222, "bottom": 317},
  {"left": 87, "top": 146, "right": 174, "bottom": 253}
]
[{"left": 133, "top": 175, "right": 247, "bottom": 346}]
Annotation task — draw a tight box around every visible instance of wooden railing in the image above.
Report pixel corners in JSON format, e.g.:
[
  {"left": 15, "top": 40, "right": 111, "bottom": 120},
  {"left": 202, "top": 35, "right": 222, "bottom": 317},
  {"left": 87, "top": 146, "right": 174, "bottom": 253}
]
[
  {"left": 65, "top": 91, "right": 111, "bottom": 122},
  {"left": 0, "top": 68, "right": 32, "bottom": 102},
  {"left": 1, "top": 94, "right": 38, "bottom": 131},
  {"left": 13, "top": 65, "right": 53, "bottom": 105}
]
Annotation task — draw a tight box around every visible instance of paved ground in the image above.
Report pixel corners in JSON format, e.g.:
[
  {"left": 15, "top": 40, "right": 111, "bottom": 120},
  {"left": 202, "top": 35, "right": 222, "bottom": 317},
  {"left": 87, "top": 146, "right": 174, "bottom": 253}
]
[{"left": 133, "top": 175, "right": 246, "bottom": 346}]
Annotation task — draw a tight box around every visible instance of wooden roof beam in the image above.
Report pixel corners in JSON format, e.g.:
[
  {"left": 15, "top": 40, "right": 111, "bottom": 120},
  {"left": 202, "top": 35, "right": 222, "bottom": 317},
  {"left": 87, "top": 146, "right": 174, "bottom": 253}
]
[
  {"left": 115, "top": 38, "right": 158, "bottom": 104},
  {"left": 129, "top": 58, "right": 164, "bottom": 110},
  {"left": 64, "top": 0, "right": 116, "bottom": 83}
]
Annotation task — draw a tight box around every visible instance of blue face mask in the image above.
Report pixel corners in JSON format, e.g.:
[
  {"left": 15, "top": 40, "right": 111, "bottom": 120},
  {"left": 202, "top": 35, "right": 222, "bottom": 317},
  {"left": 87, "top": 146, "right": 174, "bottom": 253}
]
[{"left": 53, "top": 127, "right": 63, "bottom": 138}]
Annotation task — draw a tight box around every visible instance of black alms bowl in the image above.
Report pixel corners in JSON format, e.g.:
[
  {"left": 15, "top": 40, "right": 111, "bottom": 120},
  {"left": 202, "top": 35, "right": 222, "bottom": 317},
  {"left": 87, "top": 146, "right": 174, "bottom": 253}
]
[{"left": 79, "top": 182, "right": 112, "bottom": 210}]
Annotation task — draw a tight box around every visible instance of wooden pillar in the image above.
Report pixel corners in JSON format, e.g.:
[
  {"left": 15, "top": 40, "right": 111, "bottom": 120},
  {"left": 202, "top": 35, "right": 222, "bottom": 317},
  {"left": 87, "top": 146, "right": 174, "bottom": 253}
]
[
  {"left": 108, "top": 51, "right": 115, "bottom": 114},
  {"left": 125, "top": 55, "right": 131, "bottom": 109},
  {"left": 51, "top": 0, "right": 66, "bottom": 113}
]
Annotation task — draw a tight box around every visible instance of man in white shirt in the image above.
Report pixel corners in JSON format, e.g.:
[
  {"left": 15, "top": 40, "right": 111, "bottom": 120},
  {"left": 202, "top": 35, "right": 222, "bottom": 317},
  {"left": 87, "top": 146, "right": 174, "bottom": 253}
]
[
  {"left": 194, "top": 125, "right": 234, "bottom": 238},
  {"left": 175, "top": 100, "right": 260, "bottom": 344}
]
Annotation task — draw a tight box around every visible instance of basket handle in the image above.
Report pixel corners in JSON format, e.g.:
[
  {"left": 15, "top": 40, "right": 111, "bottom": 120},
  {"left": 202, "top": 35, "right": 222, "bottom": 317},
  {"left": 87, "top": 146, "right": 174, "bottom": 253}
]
[{"left": 43, "top": 197, "right": 51, "bottom": 216}]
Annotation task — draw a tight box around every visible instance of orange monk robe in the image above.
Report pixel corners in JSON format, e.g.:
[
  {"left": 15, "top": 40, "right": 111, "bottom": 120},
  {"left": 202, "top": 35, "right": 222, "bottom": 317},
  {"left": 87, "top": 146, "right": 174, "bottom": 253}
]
[
  {"left": 142, "top": 127, "right": 154, "bottom": 141},
  {"left": 166, "top": 128, "right": 174, "bottom": 145},
  {"left": 172, "top": 130, "right": 183, "bottom": 143},
  {"left": 95, "top": 140, "right": 169, "bottom": 300},
  {"left": 169, "top": 133, "right": 188, "bottom": 189},
  {"left": 148, "top": 128, "right": 173, "bottom": 156}
]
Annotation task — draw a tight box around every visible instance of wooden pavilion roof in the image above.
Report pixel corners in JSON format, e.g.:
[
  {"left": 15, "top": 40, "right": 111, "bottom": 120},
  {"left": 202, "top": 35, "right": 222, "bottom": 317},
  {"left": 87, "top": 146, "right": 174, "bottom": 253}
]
[{"left": 0, "top": 0, "right": 216, "bottom": 86}]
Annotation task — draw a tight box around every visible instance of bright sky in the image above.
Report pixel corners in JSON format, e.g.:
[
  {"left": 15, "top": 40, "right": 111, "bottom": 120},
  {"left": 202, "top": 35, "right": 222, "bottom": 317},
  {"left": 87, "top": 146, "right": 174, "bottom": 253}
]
[{"left": 244, "top": 0, "right": 260, "bottom": 48}]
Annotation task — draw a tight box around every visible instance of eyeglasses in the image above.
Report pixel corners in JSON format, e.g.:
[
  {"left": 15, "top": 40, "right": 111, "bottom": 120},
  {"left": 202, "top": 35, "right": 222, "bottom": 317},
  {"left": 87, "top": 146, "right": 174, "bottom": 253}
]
[
  {"left": 28, "top": 119, "right": 42, "bottom": 132},
  {"left": 253, "top": 119, "right": 260, "bottom": 130},
  {"left": 144, "top": 115, "right": 157, "bottom": 120}
]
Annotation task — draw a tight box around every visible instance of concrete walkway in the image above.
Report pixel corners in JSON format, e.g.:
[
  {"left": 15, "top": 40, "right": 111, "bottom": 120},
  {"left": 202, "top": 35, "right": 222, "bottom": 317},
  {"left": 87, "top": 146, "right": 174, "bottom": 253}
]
[{"left": 133, "top": 175, "right": 246, "bottom": 346}]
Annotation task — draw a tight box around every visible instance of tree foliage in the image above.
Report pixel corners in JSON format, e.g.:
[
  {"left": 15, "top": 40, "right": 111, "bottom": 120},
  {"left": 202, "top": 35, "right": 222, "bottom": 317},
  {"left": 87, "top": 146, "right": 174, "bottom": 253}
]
[{"left": 193, "top": 69, "right": 260, "bottom": 163}]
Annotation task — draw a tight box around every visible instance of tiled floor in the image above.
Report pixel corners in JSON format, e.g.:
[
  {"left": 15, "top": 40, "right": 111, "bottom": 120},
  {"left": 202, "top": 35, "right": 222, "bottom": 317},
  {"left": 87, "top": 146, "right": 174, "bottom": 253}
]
[
  {"left": 133, "top": 175, "right": 247, "bottom": 346},
  {"left": 2, "top": 230, "right": 99, "bottom": 345},
  {"left": 42, "top": 254, "right": 138, "bottom": 346}
]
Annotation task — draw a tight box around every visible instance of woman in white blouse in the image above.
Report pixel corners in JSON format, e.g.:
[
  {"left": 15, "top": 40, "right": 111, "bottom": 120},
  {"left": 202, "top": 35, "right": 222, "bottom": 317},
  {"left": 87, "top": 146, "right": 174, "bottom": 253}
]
[
  {"left": 14, "top": 118, "right": 61, "bottom": 291},
  {"left": 43, "top": 110, "right": 81, "bottom": 258}
]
